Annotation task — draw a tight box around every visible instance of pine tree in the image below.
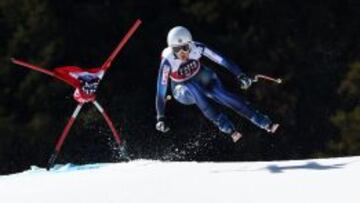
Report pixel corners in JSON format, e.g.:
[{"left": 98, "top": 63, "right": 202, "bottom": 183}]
[
  {"left": 330, "top": 62, "right": 360, "bottom": 155},
  {"left": 0, "top": 0, "right": 60, "bottom": 173}
]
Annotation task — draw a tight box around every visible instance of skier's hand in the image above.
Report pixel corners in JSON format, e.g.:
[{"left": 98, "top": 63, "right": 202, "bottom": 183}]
[
  {"left": 156, "top": 117, "right": 170, "bottom": 133},
  {"left": 237, "top": 73, "right": 253, "bottom": 90}
]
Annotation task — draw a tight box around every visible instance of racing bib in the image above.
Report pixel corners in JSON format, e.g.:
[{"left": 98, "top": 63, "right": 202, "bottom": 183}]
[{"left": 170, "top": 60, "right": 201, "bottom": 82}]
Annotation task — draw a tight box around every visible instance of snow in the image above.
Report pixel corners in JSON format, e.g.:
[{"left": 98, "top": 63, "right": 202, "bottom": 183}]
[{"left": 0, "top": 156, "right": 359, "bottom": 203}]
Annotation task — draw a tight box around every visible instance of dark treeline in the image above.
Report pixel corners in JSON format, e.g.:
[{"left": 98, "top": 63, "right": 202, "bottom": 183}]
[{"left": 0, "top": 0, "right": 359, "bottom": 174}]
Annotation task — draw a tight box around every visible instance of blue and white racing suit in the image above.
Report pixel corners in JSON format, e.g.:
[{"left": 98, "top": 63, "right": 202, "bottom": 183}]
[{"left": 155, "top": 41, "right": 273, "bottom": 134}]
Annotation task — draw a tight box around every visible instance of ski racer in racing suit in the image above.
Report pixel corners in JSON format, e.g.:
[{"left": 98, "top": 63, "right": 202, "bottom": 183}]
[{"left": 155, "top": 26, "right": 279, "bottom": 142}]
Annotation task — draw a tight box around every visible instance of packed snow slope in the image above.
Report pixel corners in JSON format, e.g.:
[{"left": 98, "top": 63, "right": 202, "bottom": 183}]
[{"left": 0, "top": 156, "right": 359, "bottom": 203}]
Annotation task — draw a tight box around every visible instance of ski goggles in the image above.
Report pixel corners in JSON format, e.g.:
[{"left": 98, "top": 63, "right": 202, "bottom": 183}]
[{"left": 172, "top": 44, "right": 190, "bottom": 53}]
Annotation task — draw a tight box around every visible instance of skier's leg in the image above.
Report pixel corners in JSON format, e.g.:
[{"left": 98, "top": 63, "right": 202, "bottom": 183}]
[
  {"left": 209, "top": 78, "right": 277, "bottom": 132},
  {"left": 173, "top": 82, "right": 235, "bottom": 135}
]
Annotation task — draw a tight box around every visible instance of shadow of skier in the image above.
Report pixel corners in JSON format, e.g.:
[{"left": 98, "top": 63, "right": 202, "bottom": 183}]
[{"left": 266, "top": 161, "right": 347, "bottom": 173}]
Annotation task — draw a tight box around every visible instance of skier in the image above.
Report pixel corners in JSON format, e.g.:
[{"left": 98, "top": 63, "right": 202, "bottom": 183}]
[{"left": 155, "top": 26, "right": 279, "bottom": 142}]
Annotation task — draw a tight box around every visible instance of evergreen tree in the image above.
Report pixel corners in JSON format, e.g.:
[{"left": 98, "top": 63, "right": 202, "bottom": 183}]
[
  {"left": 330, "top": 62, "right": 360, "bottom": 155},
  {"left": 0, "top": 0, "right": 60, "bottom": 173}
]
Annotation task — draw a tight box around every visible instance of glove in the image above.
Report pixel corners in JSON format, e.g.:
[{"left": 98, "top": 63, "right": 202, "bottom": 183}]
[
  {"left": 237, "top": 73, "right": 253, "bottom": 90},
  {"left": 156, "top": 117, "right": 170, "bottom": 133}
]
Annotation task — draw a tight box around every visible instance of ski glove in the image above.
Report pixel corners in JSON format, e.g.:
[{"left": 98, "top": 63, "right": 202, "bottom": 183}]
[
  {"left": 237, "top": 73, "right": 253, "bottom": 90},
  {"left": 156, "top": 117, "right": 170, "bottom": 133}
]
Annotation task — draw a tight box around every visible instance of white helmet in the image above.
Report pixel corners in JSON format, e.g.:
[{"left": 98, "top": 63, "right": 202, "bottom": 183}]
[{"left": 167, "top": 26, "right": 192, "bottom": 47}]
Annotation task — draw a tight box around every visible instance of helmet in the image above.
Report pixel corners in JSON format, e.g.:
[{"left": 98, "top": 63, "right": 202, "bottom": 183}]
[{"left": 167, "top": 26, "right": 192, "bottom": 47}]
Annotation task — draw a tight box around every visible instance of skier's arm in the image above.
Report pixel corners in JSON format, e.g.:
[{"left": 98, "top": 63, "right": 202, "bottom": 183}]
[
  {"left": 201, "top": 45, "right": 243, "bottom": 77},
  {"left": 155, "top": 59, "right": 171, "bottom": 120},
  {"left": 201, "top": 44, "right": 253, "bottom": 89}
]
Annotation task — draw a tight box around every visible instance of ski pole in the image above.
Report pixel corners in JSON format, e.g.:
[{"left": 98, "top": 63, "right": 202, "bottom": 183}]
[
  {"left": 47, "top": 104, "right": 83, "bottom": 170},
  {"left": 164, "top": 74, "right": 282, "bottom": 103},
  {"left": 252, "top": 74, "right": 282, "bottom": 84},
  {"left": 93, "top": 101, "right": 122, "bottom": 145}
]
